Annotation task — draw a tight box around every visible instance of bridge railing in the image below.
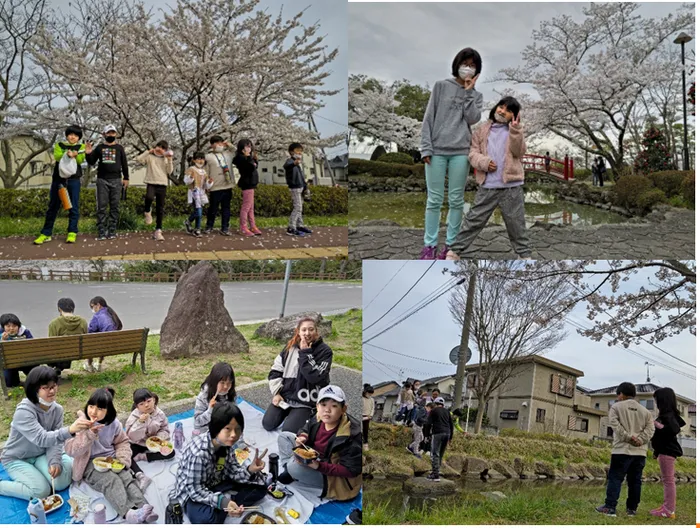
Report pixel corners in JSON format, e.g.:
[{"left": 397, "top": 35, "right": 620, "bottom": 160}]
[{"left": 522, "top": 154, "right": 575, "bottom": 181}]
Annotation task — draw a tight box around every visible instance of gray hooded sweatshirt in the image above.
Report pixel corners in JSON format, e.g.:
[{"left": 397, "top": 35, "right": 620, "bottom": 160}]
[
  {"left": 420, "top": 78, "right": 484, "bottom": 158},
  {"left": 1, "top": 398, "right": 72, "bottom": 468}
]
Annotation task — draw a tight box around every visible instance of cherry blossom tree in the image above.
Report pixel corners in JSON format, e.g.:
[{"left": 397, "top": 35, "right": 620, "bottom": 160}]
[
  {"left": 348, "top": 74, "right": 422, "bottom": 150},
  {"left": 497, "top": 3, "right": 694, "bottom": 177}
]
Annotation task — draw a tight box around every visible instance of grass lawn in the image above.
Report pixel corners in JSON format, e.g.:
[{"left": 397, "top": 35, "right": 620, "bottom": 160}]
[
  {"left": 0, "top": 214, "right": 348, "bottom": 237},
  {"left": 0, "top": 309, "right": 361, "bottom": 442},
  {"left": 364, "top": 479, "right": 695, "bottom": 525}
]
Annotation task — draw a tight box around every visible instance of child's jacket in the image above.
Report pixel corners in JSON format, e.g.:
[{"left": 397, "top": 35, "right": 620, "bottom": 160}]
[
  {"left": 64, "top": 416, "right": 131, "bottom": 481},
  {"left": 125, "top": 407, "right": 171, "bottom": 446},
  {"left": 469, "top": 120, "right": 526, "bottom": 185},
  {"left": 651, "top": 411, "right": 686, "bottom": 458}
]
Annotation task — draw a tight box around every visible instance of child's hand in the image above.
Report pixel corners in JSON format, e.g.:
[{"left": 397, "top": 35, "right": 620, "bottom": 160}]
[
  {"left": 248, "top": 448, "right": 268, "bottom": 473},
  {"left": 89, "top": 422, "right": 105, "bottom": 434},
  {"left": 445, "top": 250, "right": 460, "bottom": 261},
  {"left": 207, "top": 178, "right": 214, "bottom": 185},
  {"left": 464, "top": 73, "right": 479, "bottom": 90},
  {"left": 422, "top": 156, "right": 431, "bottom": 165},
  {"left": 66, "top": 150, "right": 78, "bottom": 159},
  {"left": 511, "top": 112, "right": 521, "bottom": 127},
  {"left": 488, "top": 160, "right": 497, "bottom": 172},
  {"left": 272, "top": 394, "right": 284, "bottom": 406},
  {"left": 48, "top": 465, "right": 62, "bottom": 478},
  {"left": 209, "top": 395, "right": 218, "bottom": 408},
  {"left": 308, "top": 459, "right": 320, "bottom": 470},
  {"left": 139, "top": 412, "right": 150, "bottom": 423},
  {"left": 85, "top": 141, "right": 93, "bottom": 154}
]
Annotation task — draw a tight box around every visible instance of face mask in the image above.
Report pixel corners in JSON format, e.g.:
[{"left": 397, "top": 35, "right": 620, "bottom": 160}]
[
  {"left": 105, "top": 136, "right": 116, "bottom": 143},
  {"left": 214, "top": 146, "right": 225, "bottom": 153},
  {"left": 459, "top": 66, "right": 476, "bottom": 80},
  {"left": 494, "top": 113, "right": 510, "bottom": 124},
  {"left": 38, "top": 397, "right": 55, "bottom": 408},
  {"left": 195, "top": 161, "right": 204, "bottom": 168},
  {"left": 293, "top": 154, "right": 302, "bottom": 160}
]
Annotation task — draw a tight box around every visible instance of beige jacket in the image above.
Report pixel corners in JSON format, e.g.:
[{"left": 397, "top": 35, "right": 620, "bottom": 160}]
[
  {"left": 468, "top": 120, "right": 526, "bottom": 185},
  {"left": 205, "top": 149, "right": 238, "bottom": 192},
  {"left": 136, "top": 151, "right": 173, "bottom": 186},
  {"left": 362, "top": 396, "right": 375, "bottom": 420},
  {"left": 609, "top": 398, "right": 655, "bottom": 456}
]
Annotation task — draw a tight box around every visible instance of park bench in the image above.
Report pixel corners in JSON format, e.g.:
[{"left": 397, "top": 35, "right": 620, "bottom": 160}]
[{"left": 0, "top": 328, "right": 150, "bottom": 397}]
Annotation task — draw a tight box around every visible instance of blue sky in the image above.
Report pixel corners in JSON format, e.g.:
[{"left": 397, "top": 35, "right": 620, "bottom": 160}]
[{"left": 362, "top": 261, "right": 696, "bottom": 401}]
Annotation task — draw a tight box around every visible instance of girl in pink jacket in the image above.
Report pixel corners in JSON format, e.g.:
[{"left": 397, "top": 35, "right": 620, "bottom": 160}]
[
  {"left": 125, "top": 389, "right": 174, "bottom": 474},
  {"left": 64, "top": 388, "right": 157, "bottom": 523},
  {"left": 447, "top": 96, "right": 531, "bottom": 260}
]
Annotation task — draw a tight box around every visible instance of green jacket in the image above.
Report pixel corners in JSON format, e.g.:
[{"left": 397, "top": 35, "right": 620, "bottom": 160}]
[
  {"left": 48, "top": 315, "right": 88, "bottom": 337},
  {"left": 53, "top": 141, "right": 85, "bottom": 181}
]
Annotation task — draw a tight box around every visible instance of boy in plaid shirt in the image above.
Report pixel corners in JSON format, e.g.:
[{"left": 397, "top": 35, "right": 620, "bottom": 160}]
[{"left": 169, "top": 402, "right": 267, "bottom": 524}]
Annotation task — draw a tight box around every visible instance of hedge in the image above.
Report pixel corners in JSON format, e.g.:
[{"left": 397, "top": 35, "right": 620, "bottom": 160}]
[
  {"left": 647, "top": 170, "right": 693, "bottom": 199},
  {"left": 681, "top": 172, "right": 695, "bottom": 206},
  {"left": 349, "top": 158, "right": 423, "bottom": 178},
  {"left": 612, "top": 175, "right": 654, "bottom": 211},
  {"left": 0, "top": 184, "right": 348, "bottom": 218},
  {"left": 377, "top": 152, "right": 414, "bottom": 165}
]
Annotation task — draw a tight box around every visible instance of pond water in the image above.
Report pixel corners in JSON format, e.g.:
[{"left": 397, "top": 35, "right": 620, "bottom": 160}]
[{"left": 349, "top": 189, "right": 626, "bottom": 228}]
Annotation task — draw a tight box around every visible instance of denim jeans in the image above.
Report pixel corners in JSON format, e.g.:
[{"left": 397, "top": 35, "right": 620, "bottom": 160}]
[
  {"left": 605, "top": 454, "right": 646, "bottom": 510},
  {"left": 184, "top": 480, "right": 267, "bottom": 524},
  {"left": 277, "top": 432, "right": 324, "bottom": 493},
  {"left": 0, "top": 454, "right": 73, "bottom": 500},
  {"left": 41, "top": 178, "right": 81, "bottom": 236},
  {"left": 188, "top": 207, "right": 203, "bottom": 230}
]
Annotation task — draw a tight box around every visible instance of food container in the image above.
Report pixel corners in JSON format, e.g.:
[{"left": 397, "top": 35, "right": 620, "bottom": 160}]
[
  {"left": 146, "top": 436, "right": 173, "bottom": 455},
  {"left": 92, "top": 458, "right": 112, "bottom": 472},
  {"left": 42, "top": 494, "right": 63, "bottom": 515},
  {"left": 293, "top": 447, "right": 318, "bottom": 466},
  {"left": 241, "top": 512, "right": 276, "bottom": 524}
]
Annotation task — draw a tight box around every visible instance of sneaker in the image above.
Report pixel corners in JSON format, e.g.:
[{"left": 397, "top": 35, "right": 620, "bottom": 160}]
[
  {"left": 363, "top": 443, "right": 369, "bottom": 452},
  {"left": 241, "top": 228, "right": 255, "bottom": 237},
  {"left": 298, "top": 226, "right": 313, "bottom": 234},
  {"left": 153, "top": 229, "right": 165, "bottom": 241},
  {"left": 419, "top": 245, "right": 437, "bottom": 260},
  {"left": 626, "top": 509, "right": 636, "bottom": 516},
  {"left": 406, "top": 446, "right": 415, "bottom": 456},
  {"left": 97, "top": 234, "right": 107, "bottom": 241},
  {"left": 219, "top": 229, "right": 231, "bottom": 236},
  {"left": 286, "top": 228, "right": 306, "bottom": 237},
  {"left": 144, "top": 211, "right": 153, "bottom": 225},
  {"left": 343, "top": 509, "right": 362, "bottom": 525},
  {"left": 437, "top": 245, "right": 451, "bottom": 260},
  {"left": 277, "top": 470, "right": 294, "bottom": 485},
  {"left": 203, "top": 227, "right": 213, "bottom": 235},
  {"left": 251, "top": 227, "right": 263, "bottom": 236},
  {"left": 33, "top": 234, "right": 51, "bottom": 245},
  {"left": 82, "top": 361, "right": 95, "bottom": 373},
  {"left": 94, "top": 361, "right": 102, "bottom": 372},
  {"left": 650, "top": 506, "right": 675, "bottom": 519},
  {"left": 426, "top": 473, "right": 440, "bottom": 482},
  {"left": 595, "top": 505, "right": 616, "bottom": 517},
  {"left": 134, "top": 471, "right": 153, "bottom": 492},
  {"left": 193, "top": 229, "right": 202, "bottom": 238},
  {"left": 107, "top": 233, "right": 117, "bottom": 240},
  {"left": 183, "top": 219, "right": 192, "bottom": 234},
  {"left": 66, "top": 232, "right": 77, "bottom": 243}
]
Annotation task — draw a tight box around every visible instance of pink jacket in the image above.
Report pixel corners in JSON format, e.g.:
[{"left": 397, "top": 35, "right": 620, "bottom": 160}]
[
  {"left": 124, "top": 407, "right": 170, "bottom": 446},
  {"left": 64, "top": 417, "right": 132, "bottom": 482},
  {"left": 468, "top": 120, "right": 526, "bottom": 185}
]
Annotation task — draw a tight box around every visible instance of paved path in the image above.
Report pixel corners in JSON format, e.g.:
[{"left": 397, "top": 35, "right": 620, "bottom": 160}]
[
  {"left": 0, "top": 227, "right": 347, "bottom": 261},
  {"left": 0, "top": 280, "right": 362, "bottom": 336},
  {"left": 349, "top": 207, "right": 695, "bottom": 260}
]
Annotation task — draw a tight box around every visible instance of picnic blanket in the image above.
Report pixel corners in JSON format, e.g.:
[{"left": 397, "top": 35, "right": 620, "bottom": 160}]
[{"left": 0, "top": 397, "right": 361, "bottom": 524}]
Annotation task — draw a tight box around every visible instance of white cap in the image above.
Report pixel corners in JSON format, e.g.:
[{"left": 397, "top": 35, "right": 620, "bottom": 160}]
[
  {"left": 103, "top": 124, "right": 117, "bottom": 134},
  {"left": 434, "top": 397, "right": 445, "bottom": 405},
  {"left": 317, "top": 385, "right": 346, "bottom": 403}
]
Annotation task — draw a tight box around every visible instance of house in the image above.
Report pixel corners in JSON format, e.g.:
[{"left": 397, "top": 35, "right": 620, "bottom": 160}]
[
  {"left": 257, "top": 151, "right": 333, "bottom": 186},
  {"left": 583, "top": 383, "right": 696, "bottom": 439},
  {"left": 327, "top": 153, "right": 348, "bottom": 182},
  {"left": 371, "top": 383, "right": 400, "bottom": 422},
  {"left": 462, "top": 356, "right": 606, "bottom": 440},
  {"left": 0, "top": 134, "right": 54, "bottom": 188}
]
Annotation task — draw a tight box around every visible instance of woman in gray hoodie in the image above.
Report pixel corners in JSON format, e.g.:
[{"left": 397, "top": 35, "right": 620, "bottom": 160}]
[
  {"left": 420, "top": 47, "right": 484, "bottom": 260},
  {"left": 0, "top": 366, "right": 92, "bottom": 500}
]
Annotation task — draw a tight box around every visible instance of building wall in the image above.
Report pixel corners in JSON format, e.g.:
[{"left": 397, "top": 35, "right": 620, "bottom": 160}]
[
  {"left": 373, "top": 383, "right": 400, "bottom": 398},
  {"left": 0, "top": 136, "right": 54, "bottom": 188}
]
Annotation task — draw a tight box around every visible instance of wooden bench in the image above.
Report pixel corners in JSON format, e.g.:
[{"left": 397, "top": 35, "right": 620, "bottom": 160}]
[{"left": 0, "top": 328, "right": 150, "bottom": 397}]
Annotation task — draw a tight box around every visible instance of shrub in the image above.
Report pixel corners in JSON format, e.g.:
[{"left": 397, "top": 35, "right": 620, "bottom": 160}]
[
  {"left": 636, "top": 188, "right": 666, "bottom": 212},
  {"left": 681, "top": 172, "right": 695, "bottom": 206},
  {"left": 0, "top": 184, "right": 347, "bottom": 218},
  {"left": 377, "top": 152, "right": 414, "bottom": 165},
  {"left": 348, "top": 158, "right": 423, "bottom": 178},
  {"left": 647, "top": 170, "right": 691, "bottom": 198},
  {"left": 574, "top": 168, "right": 592, "bottom": 181},
  {"left": 612, "top": 175, "right": 653, "bottom": 210}
]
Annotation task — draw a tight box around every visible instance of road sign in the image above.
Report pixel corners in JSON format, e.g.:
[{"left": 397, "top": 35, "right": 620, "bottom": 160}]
[{"left": 449, "top": 346, "right": 472, "bottom": 365}]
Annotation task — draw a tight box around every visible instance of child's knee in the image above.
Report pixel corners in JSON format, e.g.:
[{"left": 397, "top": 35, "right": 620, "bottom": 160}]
[{"left": 28, "top": 480, "right": 51, "bottom": 499}]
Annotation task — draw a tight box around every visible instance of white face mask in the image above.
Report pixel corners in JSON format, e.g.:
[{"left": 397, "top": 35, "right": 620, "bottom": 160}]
[
  {"left": 459, "top": 66, "right": 476, "bottom": 80},
  {"left": 214, "top": 146, "right": 225, "bottom": 153},
  {"left": 494, "top": 113, "right": 510, "bottom": 124},
  {"left": 195, "top": 162, "right": 205, "bottom": 168},
  {"left": 38, "top": 397, "right": 55, "bottom": 408}
]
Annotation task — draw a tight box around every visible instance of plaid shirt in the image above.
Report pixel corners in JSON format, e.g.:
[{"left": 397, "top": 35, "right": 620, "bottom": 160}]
[{"left": 169, "top": 431, "right": 264, "bottom": 508}]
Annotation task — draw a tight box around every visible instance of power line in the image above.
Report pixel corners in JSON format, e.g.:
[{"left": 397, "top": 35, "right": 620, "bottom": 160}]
[
  {"left": 364, "top": 261, "right": 408, "bottom": 311},
  {"left": 363, "top": 261, "right": 436, "bottom": 332},
  {"left": 365, "top": 351, "right": 447, "bottom": 379},
  {"left": 363, "top": 352, "right": 401, "bottom": 383},
  {"left": 313, "top": 113, "right": 348, "bottom": 130},
  {"left": 365, "top": 342, "right": 455, "bottom": 366}
]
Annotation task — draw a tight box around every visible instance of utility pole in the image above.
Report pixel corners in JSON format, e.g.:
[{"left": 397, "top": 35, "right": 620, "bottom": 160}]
[
  {"left": 279, "top": 260, "right": 293, "bottom": 318},
  {"left": 453, "top": 262, "right": 478, "bottom": 410}
]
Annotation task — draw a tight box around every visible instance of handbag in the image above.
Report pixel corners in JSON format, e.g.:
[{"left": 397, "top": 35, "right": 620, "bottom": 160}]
[
  {"left": 165, "top": 501, "right": 183, "bottom": 524},
  {"left": 58, "top": 152, "right": 77, "bottom": 179}
]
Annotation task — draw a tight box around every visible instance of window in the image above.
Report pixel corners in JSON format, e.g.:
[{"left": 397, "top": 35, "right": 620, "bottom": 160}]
[
  {"left": 500, "top": 410, "right": 519, "bottom": 420},
  {"left": 594, "top": 403, "right": 600, "bottom": 409},
  {"left": 608, "top": 399, "right": 616, "bottom": 409},
  {"left": 30, "top": 161, "right": 41, "bottom": 174},
  {"left": 568, "top": 416, "right": 588, "bottom": 432},
  {"left": 640, "top": 399, "right": 654, "bottom": 411},
  {"left": 536, "top": 408, "right": 546, "bottom": 423},
  {"left": 272, "top": 166, "right": 277, "bottom": 173},
  {"left": 550, "top": 373, "right": 575, "bottom": 398},
  {"left": 607, "top": 427, "right": 613, "bottom": 437},
  {"left": 262, "top": 168, "right": 268, "bottom": 172}
]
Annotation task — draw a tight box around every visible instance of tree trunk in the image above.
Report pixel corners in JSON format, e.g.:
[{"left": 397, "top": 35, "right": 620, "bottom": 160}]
[{"left": 474, "top": 395, "right": 487, "bottom": 435}]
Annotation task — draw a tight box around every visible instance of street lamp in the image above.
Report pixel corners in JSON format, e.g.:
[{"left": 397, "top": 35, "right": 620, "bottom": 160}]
[{"left": 674, "top": 32, "right": 693, "bottom": 171}]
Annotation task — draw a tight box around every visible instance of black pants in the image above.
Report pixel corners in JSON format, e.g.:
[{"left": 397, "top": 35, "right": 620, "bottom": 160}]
[
  {"left": 431, "top": 433, "right": 449, "bottom": 475},
  {"left": 605, "top": 454, "right": 646, "bottom": 511},
  {"left": 362, "top": 419, "right": 370, "bottom": 444},
  {"left": 145, "top": 184, "right": 167, "bottom": 230},
  {"left": 261, "top": 404, "right": 312, "bottom": 433},
  {"left": 129, "top": 442, "right": 175, "bottom": 475},
  {"left": 96, "top": 178, "right": 122, "bottom": 235},
  {"left": 3, "top": 367, "right": 32, "bottom": 388},
  {"left": 206, "top": 189, "right": 232, "bottom": 231},
  {"left": 184, "top": 480, "right": 267, "bottom": 524}
]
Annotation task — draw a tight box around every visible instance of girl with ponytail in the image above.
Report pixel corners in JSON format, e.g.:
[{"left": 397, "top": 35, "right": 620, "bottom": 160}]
[{"left": 85, "top": 296, "right": 123, "bottom": 372}]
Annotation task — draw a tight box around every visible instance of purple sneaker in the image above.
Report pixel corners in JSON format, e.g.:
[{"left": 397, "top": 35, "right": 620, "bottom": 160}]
[
  {"left": 419, "top": 246, "right": 437, "bottom": 260},
  {"left": 437, "top": 246, "right": 451, "bottom": 260}
]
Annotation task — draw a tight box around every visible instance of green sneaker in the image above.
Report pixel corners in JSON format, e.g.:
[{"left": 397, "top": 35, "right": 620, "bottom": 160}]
[
  {"left": 66, "top": 232, "right": 77, "bottom": 243},
  {"left": 33, "top": 234, "right": 51, "bottom": 245}
]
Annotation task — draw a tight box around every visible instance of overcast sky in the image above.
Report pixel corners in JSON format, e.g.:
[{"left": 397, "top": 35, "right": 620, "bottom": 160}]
[
  {"left": 362, "top": 261, "right": 696, "bottom": 401},
  {"left": 47, "top": 0, "right": 348, "bottom": 156},
  {"left": 349, "top": 2, "right": 693, "bottom": 149}
]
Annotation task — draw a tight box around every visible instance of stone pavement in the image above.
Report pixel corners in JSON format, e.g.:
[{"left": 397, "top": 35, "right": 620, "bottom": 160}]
[
  {"left": 0, "top": 226, "right": 347, "bottom": 260},
  {"left": 349, "top": 207, "right": 695, "bottom": 260}
]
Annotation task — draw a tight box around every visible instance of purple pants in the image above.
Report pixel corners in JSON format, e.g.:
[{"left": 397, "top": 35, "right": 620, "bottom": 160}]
[
  {"left": 240, "top": 189, "right": 256, "bottom": 231},
  {"left": 658, "top": 454, "right": 676, "bottom": 512}
]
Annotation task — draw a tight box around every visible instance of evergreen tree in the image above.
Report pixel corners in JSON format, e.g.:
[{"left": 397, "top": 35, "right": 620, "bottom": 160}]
[{"left": 633, "top": 125, "right": 674, "bottom": 174}]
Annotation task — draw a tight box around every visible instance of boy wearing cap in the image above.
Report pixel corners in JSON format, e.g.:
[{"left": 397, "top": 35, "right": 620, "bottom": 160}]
[
  {"left": 34, "top": 125, "right": 86, "bottom": 245},
  {"left": 86, "top": 125, "right": 130, "bottom": 240},
  {"left": 426, "top": 397, "right": 453, "bottom": 481},
  {"left": 277, "top": 385, "right": 362, "bottom": 500}
]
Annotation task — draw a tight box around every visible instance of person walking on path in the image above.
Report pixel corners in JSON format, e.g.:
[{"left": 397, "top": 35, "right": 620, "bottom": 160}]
[
  {"left": 419, "top": 47, "right": 484, "bottom": 260},
  {"left": 426, "top": 397, "right": 453, "bottom": 481},
  {"left": 596, "top": 382, "right": 655, "bottom": 517}
]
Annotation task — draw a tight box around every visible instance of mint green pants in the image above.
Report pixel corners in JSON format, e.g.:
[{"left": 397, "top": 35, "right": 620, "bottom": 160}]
[
  {"left": 424, "top": 155, "right": 470, "bottom": 247},
  {"left": 0, "top": 454, "right": 73, "bottom": 500}
]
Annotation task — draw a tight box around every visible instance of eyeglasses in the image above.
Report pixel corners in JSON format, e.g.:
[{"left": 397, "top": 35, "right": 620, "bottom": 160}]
[{"left": 40, "top": 385, "right": 58, "bottom": 393}]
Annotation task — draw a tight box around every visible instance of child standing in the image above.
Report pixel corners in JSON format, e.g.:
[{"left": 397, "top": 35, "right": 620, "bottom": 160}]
[
  {"left": 193, "top": 363, "right": 237, "bottom": 435},
  {"left": 447, "top": 96, "right": 531, "bottom": 260},
  {"left": 395, "top": 381, "right": 414, "bottom": 424},
  {"left": 85, "top": 296, "right": 122, "bottom": 373},
  {"left": 420, "top": 48, "right": 484, "bottom": 260},
  {"left": 86, "top": 124, "right": 129, "bottom": 240},
  {"left": 1, "top": 313, "right": 34, "bottom": 388},
  {"left": 136, "top": 141, "right": 173, "bottom": 242},
  {"left": 277, "top": 385, "right": 362, "bottom": 501},
  {"left": 183, "top": 152, "right": 213, "bottom": 238},
  {"left": 650, "top": 387, "right": 685, "bottom": 519},
  {"left": 426, "top": 397, "right": 453, "bottom": 481},
  {"left": 362, "top": 384, "right": 375, "bottom": 451},
  {"left": 125, "top": 389, "right": 174, "bottom": 479},
  {"left": 204, "top": 136, "right": 237, "bottom": 236},
  {"left": 34, "top": 125, "right": 85, "bottom": 245},
  {"left": 64, "top": 388, "right": 157, "bottom": 523},
  {"left": 408, "top": 400, "right": 428, "bottom": 458},
  {"left": 284, "top": 143, "right": 312, "bottom": 237},
  {"left": 232, "top": 139, "right": 261, "bottom": 237}
]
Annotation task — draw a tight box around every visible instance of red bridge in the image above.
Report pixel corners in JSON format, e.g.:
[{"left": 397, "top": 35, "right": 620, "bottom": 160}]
[{"left": 522, "top": 154, "right": 575, "bottom": 181}]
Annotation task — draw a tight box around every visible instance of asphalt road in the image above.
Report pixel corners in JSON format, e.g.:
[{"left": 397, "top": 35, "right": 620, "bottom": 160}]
[{"left": 0, "top": 280, "right": 362, "bottom": 336}]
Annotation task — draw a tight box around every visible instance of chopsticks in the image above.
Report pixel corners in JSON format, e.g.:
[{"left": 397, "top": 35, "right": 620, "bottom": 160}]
[
  {"left": 51, "top": 476, "right": 55, "bottom": 497},
  {"left": 226, "top": 505, "right": 261, "bottom": 513}
]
